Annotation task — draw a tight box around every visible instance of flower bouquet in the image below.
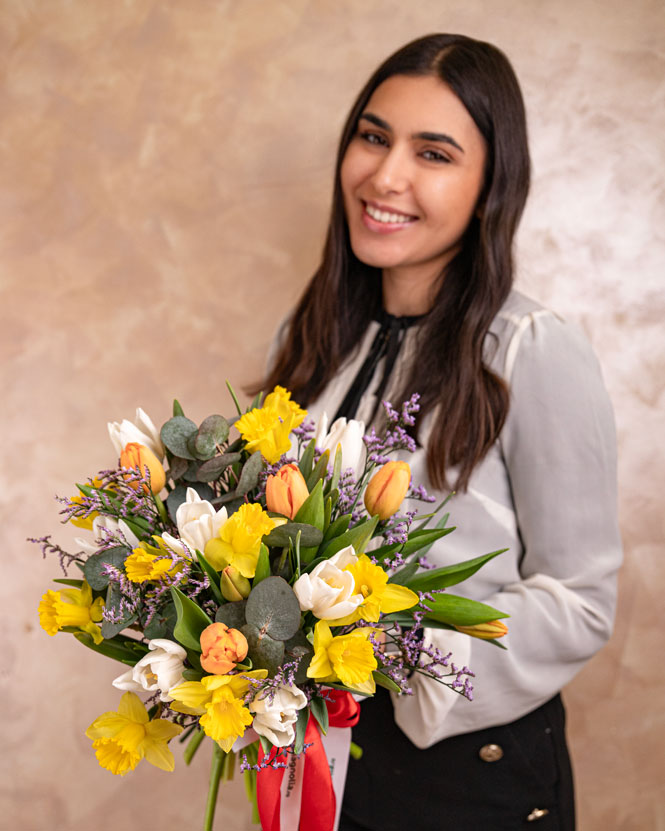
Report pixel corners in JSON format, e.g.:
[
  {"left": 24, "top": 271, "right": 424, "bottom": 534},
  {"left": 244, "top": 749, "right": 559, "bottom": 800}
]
[{"left": 35, "top": 385, "right": 508, "bottom": 831}]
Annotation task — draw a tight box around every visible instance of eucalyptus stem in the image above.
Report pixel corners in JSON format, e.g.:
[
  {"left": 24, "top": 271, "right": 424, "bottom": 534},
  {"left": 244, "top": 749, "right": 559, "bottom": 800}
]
[{"left": 204, "top": 743, "right": 224, "bottom": 831}]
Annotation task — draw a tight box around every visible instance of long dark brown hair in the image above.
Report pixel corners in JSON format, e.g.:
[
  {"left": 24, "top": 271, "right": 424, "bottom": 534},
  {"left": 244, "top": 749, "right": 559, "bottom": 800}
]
[{"left": 257, "top": 34, "right": 530, "bottom": 490}]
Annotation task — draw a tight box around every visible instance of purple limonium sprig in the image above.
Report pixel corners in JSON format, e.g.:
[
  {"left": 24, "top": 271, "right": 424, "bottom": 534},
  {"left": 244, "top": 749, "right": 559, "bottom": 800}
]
[
  {"left": 243, "top": 658, "right": 302, "bottom": 706},
  {"left": 28, "top": 535, "right": 82, "bottom": 575},
  {"left": 407, "top": 482, "right": 436, "bottom": 503},
  {"left": 292, "top": 417, "right": 316, "bottom": 445}
]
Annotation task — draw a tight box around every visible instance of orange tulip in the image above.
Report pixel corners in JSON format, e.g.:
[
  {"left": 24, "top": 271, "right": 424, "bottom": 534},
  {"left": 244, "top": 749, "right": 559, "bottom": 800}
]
[
  {"left": 199, "top": 622, "right": 249, "bottom": 674},
  {"left": 120, "top": 442, "right": 166, "bottom": 494},
  {"left": 454, "top": 620, "right": 509, "bottom": 640},
  {"left": 364, "top": 461, "right": 411, "bottom": 520},
  {"left": 265, "top": 463, "right": 309, "bottom": 519}
]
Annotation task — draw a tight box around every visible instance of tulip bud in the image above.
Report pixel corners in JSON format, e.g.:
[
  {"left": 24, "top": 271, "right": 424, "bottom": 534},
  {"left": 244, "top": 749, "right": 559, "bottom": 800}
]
[
  {"left": 199, "top": 622, "right": 249, "bottom": 674},
  {"left": 220, "top": 565, "right": 251, "bottom": 601},
  {"left": 454, "top": 620, "right": 508, "bottom": 640},
  {"left": 266, "top": 463, "right": 310, "bottom": 519},
  {"left": 120, "top": 442, "right": 166, "bottom": 494},
  {"left": 364, "top": 461, "right": 411, "bottom": 520}
]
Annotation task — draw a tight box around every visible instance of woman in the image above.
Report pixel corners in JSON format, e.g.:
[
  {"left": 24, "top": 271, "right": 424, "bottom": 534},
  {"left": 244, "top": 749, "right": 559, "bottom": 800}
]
[{"left": 258, "top": 34, "right": 621, "bottom": 830}]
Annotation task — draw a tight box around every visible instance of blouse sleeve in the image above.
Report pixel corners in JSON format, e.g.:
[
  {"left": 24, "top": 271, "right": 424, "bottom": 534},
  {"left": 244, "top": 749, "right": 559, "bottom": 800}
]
[{"left": 391, "top": 311, "right": 623, "bottom": 747}]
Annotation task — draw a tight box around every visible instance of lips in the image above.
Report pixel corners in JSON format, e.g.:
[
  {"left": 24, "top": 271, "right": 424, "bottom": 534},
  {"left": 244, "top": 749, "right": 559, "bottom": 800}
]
[{"left": 360, "top": 201, "right": 418, "bottom": 233}]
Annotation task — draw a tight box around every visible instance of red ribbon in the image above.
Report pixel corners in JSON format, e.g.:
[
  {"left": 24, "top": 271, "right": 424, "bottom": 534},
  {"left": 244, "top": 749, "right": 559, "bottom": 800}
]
[{"left": 256, "top": 690, "right": 360, "bottom": 831}]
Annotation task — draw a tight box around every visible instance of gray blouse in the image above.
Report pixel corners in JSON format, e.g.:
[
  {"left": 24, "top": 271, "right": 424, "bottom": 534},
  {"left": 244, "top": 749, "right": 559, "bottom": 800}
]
[{"left": 303, "top": 289, "right": 622, "bottom": 747}]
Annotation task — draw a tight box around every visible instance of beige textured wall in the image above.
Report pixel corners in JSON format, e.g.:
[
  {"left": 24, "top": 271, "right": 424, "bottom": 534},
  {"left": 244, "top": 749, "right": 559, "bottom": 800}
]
[{"left": 2, "top": 1, "right": 663, "bottom": 829}]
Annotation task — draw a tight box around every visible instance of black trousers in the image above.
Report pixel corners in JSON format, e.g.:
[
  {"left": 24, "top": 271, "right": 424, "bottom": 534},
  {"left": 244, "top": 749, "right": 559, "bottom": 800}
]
[{"left": 340, "top": 688, "right": 575, "bottom": 831}]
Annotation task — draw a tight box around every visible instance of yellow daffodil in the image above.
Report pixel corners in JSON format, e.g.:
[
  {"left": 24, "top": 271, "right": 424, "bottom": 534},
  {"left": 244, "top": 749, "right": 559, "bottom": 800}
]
[
  {"left": 86, "top": 691, "right": 183, "bottom": 775},
  {"left": 204, "top": 503, "right": 277, "bottom": 577},
  {"left": 330, "top": 554, "right": 419, "bottom": 625},
  {"left": 235, "top": 386, "right": 306, "bottom": 464},
  {"left": 170, "top": 670, "right": 267, "bottom": 752},
  {"left": 124, "top": 540, "right": 180, "bottom": 583},
  {"left": 307, "top": 621, "right": 378, "bottom": 692},
  {"left": 38, "top": 581, "right": 104, "bottom": 644}
]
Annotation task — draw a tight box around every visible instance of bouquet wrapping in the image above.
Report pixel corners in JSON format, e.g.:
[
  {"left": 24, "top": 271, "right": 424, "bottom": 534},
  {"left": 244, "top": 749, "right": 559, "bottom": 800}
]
[{"left": 35, "top": 386, "right": 508, "bottom": 830}]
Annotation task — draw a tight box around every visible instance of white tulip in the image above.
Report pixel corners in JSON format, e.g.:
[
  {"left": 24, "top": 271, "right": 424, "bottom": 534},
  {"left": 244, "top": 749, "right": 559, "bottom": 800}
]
[
  {"left": 74, "top": 515, "right": 140, "bottom": 557},
  {"left": 250, "top": 684, "right": 308, "bottom": 747},
  {"left": 108, "top": 407, "right": 164, "bottom": 460},
  {"left": 162, "top": 487, "right": 228, "bottom": 557},
  {"left": 112, "top": 638, "right": 187, "bottom": 702},
  {"left": 293, "top": 545, "right": 363, "bottom": 620},
  {"left": 314, "top": 413, "right": 366, "bottom": 479}
]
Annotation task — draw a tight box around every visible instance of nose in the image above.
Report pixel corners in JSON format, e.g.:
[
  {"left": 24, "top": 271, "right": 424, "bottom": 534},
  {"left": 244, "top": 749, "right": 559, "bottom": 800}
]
[{"left": 369, "top": 145, "right": 410, "bottom": 195}]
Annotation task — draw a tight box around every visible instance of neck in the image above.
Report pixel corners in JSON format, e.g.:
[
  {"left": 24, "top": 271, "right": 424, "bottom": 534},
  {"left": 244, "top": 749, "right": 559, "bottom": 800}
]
[{"left": 381, "top": 267, "right": 439, "bottom": 316}]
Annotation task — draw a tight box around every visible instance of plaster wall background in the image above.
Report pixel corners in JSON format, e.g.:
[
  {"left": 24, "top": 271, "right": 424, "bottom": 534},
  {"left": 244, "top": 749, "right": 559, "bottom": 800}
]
[{"left": 1, "top": 1, "right": 663, "bottom": 829}]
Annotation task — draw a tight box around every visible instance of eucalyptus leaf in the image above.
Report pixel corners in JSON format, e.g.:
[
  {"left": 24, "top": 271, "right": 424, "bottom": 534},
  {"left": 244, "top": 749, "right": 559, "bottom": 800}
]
[
  {"left": 284, "top": 631, "right": 313, "bottom": 683},
  {"left": 199, "top": 414, "right": 230, "bottom": 446},
  {"left": 161, "top": 416, "right": 199, "bottom": 460},
  {"left": 196, "top": 452, "right": 241, "bottom": 482},
  {"left": 236, "top": 452, "right": 263, "bottom": 496},
  {"left": 143, "top": 601, "right": 178, "bottom": 640},
  {"left": 171, "top": 586, "right": 214, "bottom": 651},
  {"left": 83, "top": 546, "right": 129, "bottom": 591},
  {"left": 168, "top": 456, "right": 190, "bottom": 481},
  {"left": 101, "top": 583, "right": 137, "bottom": 638},
  {"left": 245, "top": 576, "right": 301, "bottom": 640},
  {"left": 262, "top": 523, "right": 323, "bottom": 549},
  {"left": 241, "top": 623, "right": 284, "bottom": 676},
  {"left": 310, "top": 695, "right": 329, "bottom": 735},
  {"left": 215, "top": 600, "right": 247, "bottom": 629}
]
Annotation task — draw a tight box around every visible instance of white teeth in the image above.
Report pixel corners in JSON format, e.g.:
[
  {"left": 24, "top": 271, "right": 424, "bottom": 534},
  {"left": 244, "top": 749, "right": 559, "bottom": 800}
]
[{"left": 365, "top": 204, "right": 413, "bottom": 224}]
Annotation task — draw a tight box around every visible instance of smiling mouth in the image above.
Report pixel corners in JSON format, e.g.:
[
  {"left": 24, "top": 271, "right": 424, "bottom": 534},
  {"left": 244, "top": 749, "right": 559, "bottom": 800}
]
[{"left": 364, "top": 202, "right": 417, "bottom": 224}]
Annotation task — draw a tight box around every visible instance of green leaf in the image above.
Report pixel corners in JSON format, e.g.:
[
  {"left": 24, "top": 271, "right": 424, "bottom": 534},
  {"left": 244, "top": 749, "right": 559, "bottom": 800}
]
[
  {"left": 52, "top": 578, "right": 84, "bottom": 588},
  {"left": 83, "top": 546, "right": 129, "bottom": 591},
  {"left": 262, "top": 522, "right": 323, "bottom": 549},
  {"left": 424, "top": 593, "right": 509, "bottom": 626},
  {"left": 293, "top": 705, "right": 309, "bottom": 754},
  {"left": 73, "top": 632, "right": 149, "bottom": 665},
  {"left": 310, "top": 695, "right": 329, "bottom": 735},
  {"left": 182, "top": 668, "right": 205, "bottom": 682},
  {"left": 306, "top": 449, "right": 330, "bottom": 491},
  {"left": 161, "top": 416, "right": 199, "bottom": 460},
  {"left": 321, "top": 513, "right": 351, "bottom": 548},
  {"left": 236, "top": 452, "right": 263, "bottom": 496},
  {"left": 196, "top": 550, "right": 224, "bottom": 604},
  {"left": 294, "top": 479, "right": 325, "bottom": 530},
  {"left": 373, "top": 670, "right": 402, "bottom": 692},
  {"left": 170, "top": 586, "right": 214, "bottom": 651},
  {"left": 245, "top": 576, "right": 301, "bottom": 640},
  {"left": 196, "top": 452, "right": 242, "bottom": 482},
  {"left": 166, "top": 483, "right": 215, "bottom": 523},
  {"left": 284, "top": 631, "right": 313, "bottom": 683},
  {"left": 101, "top": 583, "right": 137, "bottom": 638},
  {"left": 371, "top": 526, "right": 455, "bottom": 562},
  {"left": 323, "top": 515, "right": 379, "bottom": 558},
  {"left": 215, "top": 600, "right": 247, "bottom": 629},
  {"left": 143, "top": 601, "right": 177, "bottom": 640},
  {"left": 241, "top": 623, "right": 285, "bottom": 676},
  {"left": 328, "top": 445, "right": 343, "bottom": 494},
  {"left": 387, "top": 562, "right": 420, "bottom": 585},
  {"left": 405, "top": 549, "right": 508, "bottom": 592},
  {"left": 173, "top": 399, "right": 185, "bottom": 417},
  {"left": 253, "top": 544, "right": 271, "bottom": 586},
  {"left": 226, "top": 381, "right": 243, "bottom": 416},
  {"left": 298, "top": 438, "right": 316, "bottom": 479}
]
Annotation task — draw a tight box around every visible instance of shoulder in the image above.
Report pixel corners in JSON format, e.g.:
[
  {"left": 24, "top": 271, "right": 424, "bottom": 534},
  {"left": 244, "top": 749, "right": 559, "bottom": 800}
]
[{"left": 487, "top": 290, "right": 601, "bottom": 384}]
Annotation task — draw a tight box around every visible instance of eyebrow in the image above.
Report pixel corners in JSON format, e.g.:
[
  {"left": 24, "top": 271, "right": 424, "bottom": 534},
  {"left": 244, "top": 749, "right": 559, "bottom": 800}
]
[{"left": 359, "top": 112, "right": 465, "bottom": 153}]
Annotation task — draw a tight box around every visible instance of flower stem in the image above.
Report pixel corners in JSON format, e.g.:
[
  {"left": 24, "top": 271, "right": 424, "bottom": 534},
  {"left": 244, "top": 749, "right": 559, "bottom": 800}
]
[
  {"left": 184, "top": 726, "right": 206, "bottom": 765},
  {"left": 204, "top": 743, "right": 225, "bottom": 831}
]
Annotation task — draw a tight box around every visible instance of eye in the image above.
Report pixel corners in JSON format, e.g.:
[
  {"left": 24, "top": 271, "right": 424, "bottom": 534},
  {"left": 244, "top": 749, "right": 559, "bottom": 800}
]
[
  {"left": 359, "top": 130, "right": 389, "bottom": 147},
  {"left": 420, "top": 148, "right": 451, "bottom": 164}
]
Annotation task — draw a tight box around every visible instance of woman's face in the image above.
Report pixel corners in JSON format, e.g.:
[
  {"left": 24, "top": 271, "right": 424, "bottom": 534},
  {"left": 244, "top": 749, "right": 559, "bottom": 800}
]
[{"left": 341, "top": 74, "right": 487, "bottom": 295}]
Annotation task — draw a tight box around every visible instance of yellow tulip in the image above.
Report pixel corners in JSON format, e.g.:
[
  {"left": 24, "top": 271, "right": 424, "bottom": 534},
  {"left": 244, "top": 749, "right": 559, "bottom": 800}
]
[
  {"left": 454, "top": 620, "right": 509, "bottom": 640},
  {"left": 364, "top": 461, "right": 411, "bottom": 520},
  {"left": 220, "top": 565, "right": 251, "bottom": 601},
  {"left": 120, "top": 442, "right": 166, "bottom": 494},
  {"left": 266, "top": 463, "right": 309, "bottom": 519}
]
